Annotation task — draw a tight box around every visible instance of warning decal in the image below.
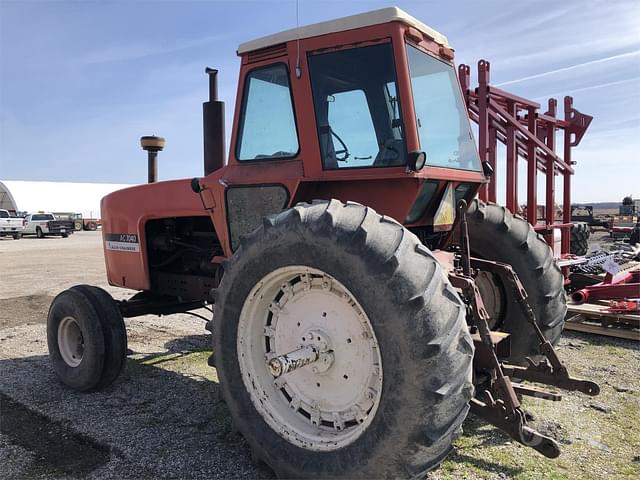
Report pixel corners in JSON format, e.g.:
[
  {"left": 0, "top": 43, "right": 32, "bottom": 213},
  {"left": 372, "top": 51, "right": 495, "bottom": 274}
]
[{"left": 104, "top": 233, "right": 140, "bottom": 252}]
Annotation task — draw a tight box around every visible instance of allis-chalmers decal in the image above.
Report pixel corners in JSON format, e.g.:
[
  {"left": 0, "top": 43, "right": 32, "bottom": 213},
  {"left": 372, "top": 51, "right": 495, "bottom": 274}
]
[{"left": 104, "top": 233, "right": 140, "bottom": 252}]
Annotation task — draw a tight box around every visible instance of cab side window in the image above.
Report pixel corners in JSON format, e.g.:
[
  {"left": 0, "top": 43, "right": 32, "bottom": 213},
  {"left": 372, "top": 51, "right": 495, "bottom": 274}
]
[{"left": 237, "top": 64, "right": 299, "bottom": 161}]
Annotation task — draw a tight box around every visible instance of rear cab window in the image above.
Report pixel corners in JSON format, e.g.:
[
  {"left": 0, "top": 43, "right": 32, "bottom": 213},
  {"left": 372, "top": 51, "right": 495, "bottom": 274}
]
[{"left": 32, "top": 214, "right": 54, "bottom": 221}]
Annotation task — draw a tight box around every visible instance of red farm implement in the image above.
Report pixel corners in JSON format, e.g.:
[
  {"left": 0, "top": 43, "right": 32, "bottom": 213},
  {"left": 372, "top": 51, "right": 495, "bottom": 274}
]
[{"left": 460, "top": 60, "right": 593, "bottom": 258}]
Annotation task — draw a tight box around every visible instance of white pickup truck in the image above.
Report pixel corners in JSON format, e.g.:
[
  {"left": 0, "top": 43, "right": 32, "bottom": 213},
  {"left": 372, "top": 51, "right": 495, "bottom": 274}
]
[
  {"left": 0, "top": 209, "right": 24, "bottom": 239},
  {"left": 23, "top": 212, "right": 74, "bottom": 238}
]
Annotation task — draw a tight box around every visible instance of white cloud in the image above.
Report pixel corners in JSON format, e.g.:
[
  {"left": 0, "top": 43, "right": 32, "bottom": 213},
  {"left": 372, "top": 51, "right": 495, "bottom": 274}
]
[
  {"left": 495, "top": 51, "right": 640, "bottom": 87},
  {"left": 81, "top": 34, "right": 231, "bottom": 65}
]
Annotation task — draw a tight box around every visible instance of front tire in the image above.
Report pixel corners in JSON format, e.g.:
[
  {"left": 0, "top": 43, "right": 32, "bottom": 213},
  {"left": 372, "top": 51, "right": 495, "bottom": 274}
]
[
  {"left": 214, "top": 200, "right": 473, "bottom": 478},
  {"left": 36, "top": 227, "right": 45, "bottom": 238},
  {"left": 465, "top": 200, "right": 566, "bottom": 363},
  {"left": 47, "top": 285, "right": 127, "bottom": 391},
  {"left": 12, "top": 233, "right": 21, "bottom": 240}
]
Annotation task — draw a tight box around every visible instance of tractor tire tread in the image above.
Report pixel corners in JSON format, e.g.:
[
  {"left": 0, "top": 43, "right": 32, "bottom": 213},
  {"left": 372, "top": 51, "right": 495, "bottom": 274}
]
[{"left": 71, "top": 285, "right": 127, "bottom": 390}]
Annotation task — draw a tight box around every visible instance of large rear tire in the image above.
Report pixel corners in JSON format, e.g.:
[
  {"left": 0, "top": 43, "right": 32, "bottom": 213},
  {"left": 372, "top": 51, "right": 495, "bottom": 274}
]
[
  {"left": 570, "top": 222, "right": 590, "bottom": 256},
  {"left": 465, "top": 200, "right": 566, "bottom": 363},
  {"left": 214, "top": 200, "right": 474, "bottom": 478},
  {"left": 47, "top": 285, "right": 127, "bottom": 391}
]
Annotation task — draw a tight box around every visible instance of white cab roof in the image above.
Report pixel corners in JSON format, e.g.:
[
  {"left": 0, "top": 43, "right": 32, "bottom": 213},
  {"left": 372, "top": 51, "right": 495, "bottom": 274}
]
[{"left": 237, "top": 6, "right": 449, "bottom": 54}]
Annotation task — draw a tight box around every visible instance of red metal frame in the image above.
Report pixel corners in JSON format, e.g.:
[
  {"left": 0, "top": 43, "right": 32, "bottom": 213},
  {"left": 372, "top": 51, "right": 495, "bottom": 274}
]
[
  {"left": 459, "top": 61, "right": 593, "bottom": 257},
  {"left": 570, "top": 271, "right": 640, "bottom": 304}
]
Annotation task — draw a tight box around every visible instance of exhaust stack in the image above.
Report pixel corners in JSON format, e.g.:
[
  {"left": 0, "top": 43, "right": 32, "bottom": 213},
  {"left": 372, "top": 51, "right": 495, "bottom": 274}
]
[
  {"left": 140, "top": 135, "right": 165, "bottom": 183},
  {"left": 203, "top": 68, "right": 226, "bottom": 175}
]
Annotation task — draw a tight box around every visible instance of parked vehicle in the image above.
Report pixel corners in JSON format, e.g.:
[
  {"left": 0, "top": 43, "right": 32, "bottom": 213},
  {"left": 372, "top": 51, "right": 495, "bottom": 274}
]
[
  {"left": 78, "top": 214, "right": 100, "bottom": 231},
  {"left": 23, "top": 212, "right": 74, "bottom": 238},
  {"left": 53, "top": 212, "right": 83, "bottom": 231},
  {"left": 571, "top": 205, "right": 610, "bottom": 229},
  {"left": 619, "top": 196, "right": 636, "bottom": 215},
  {"left": 52, "top": 212, "right": 100, "bottom": 231},
  {"left": 0, "top": 208, "right": 24, "bottom": 239}
]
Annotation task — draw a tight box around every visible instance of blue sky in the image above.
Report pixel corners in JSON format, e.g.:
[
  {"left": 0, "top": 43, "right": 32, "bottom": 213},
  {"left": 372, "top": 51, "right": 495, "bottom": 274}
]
[{"left": 0, "top": 0, "right": 638, "bottom": 202}]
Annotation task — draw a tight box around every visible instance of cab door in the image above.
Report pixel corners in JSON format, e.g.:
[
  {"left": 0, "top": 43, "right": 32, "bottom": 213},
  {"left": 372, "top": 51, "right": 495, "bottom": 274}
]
[{"left": 220, "top": 61, "right": 302, "bottom": 252}]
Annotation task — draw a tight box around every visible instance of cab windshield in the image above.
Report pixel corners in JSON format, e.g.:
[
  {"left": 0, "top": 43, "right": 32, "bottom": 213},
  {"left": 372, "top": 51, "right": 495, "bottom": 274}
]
[
  {"left": 406, "top": 45, "right": 481, "bottom": 171},
  {"left": 308, "top": 43, "right": 407, "bottom": 170}
]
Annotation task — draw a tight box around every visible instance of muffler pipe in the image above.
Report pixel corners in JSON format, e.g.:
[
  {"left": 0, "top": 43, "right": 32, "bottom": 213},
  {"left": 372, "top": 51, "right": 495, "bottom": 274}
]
[{"left": 203, "top": 67, "right": 226, "bottom": 175}]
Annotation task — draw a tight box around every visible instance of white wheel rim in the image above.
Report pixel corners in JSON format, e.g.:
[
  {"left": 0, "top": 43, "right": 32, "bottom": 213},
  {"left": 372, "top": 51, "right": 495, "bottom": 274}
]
[
  {"left": 237, "top": 266, "right": 383, "bottom": 451},
  {"left": 58, "top": 316, "right": 84, "bottom": 367}
]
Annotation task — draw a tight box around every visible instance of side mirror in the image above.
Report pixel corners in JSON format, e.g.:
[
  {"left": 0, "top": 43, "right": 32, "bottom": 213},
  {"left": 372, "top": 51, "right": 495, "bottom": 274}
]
[
  {"left": 408, "top": 151, "right": 427, "bottom": 171},
  {"left": 482, "top": 161, "right": 494, "bottom": 178}
]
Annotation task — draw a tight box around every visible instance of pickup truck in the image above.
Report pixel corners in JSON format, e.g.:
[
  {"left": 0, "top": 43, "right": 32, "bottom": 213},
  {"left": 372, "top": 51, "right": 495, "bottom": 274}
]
[
  {"left": 0, "top": 209, "right": 24, "bottom": 239},
  {"left": 23, "top": 213, "right": 74, "bottom": 238}
]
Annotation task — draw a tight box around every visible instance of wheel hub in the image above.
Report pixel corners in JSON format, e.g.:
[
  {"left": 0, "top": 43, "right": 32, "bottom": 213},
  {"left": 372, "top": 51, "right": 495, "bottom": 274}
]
[
  {"left": 57, "top": 316, "right": 84, "bottom": 367},
  {"left": 268, "top": 329, "right": 334, "bottom": 377},
  {"left": 237, "top": 266, "right": 383, "bottom": 451},
  {"left": 475, "top": 270, "right": 506, "bottom": 329}
]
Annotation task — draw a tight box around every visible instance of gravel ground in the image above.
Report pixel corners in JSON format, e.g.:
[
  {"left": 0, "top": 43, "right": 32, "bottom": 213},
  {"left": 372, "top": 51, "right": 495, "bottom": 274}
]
[
  {"left": 1, "top": 231, "right": 638, "bottom": 479},
  {"left": 0, "top": 232, "right": 270, "bottom": 479}
]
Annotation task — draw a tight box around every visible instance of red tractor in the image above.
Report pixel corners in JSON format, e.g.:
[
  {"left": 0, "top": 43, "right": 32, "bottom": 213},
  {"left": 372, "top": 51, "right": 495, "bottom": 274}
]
[{"left": 47, "top": 8, "right": 597, "bottom": 478}]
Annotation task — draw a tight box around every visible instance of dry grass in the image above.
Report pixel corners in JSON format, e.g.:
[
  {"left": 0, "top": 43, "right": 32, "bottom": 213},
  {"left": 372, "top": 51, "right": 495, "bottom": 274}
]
[{"left": 431, "top": 333, "right": 640, "bottom": 480}]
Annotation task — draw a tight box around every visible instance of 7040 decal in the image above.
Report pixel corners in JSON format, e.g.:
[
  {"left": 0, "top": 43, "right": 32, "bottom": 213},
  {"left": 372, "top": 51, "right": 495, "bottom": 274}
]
[{"left": 104, "top": 233, "right": 140, "bottom": 252}]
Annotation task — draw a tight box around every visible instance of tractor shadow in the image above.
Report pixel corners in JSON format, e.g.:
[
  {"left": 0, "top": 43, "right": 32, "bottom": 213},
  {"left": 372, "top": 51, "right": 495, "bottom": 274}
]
[
  {"left": 0, "top": 351, "right": 274, "bottom": 479},
  {"left": 2, "top": 335, "right": 549, "bottom": 480},
  {"left": 441, "top": 414, "right": 525, "bottom": 478},
  {"left": 164, "top": 334, "right": 212, "bottom": 353}
]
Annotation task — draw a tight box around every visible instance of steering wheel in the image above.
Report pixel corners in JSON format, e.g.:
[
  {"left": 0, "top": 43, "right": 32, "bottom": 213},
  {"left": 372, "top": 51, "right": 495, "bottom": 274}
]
[
  {"left": 331, "top": 128, "right": 350, "bottom": 162},
  {"left": 374, "top": 138, "right": 400, "bottom": 165}
]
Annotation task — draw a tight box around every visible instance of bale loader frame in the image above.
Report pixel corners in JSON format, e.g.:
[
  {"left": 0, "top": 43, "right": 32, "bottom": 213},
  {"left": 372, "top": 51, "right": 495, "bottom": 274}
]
[{"left": 46, "top": 8, "right": 599, "bottom": 478}]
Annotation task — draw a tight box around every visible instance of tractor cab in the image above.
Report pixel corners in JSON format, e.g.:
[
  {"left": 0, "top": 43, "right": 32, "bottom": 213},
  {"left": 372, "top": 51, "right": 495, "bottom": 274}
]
[{"left": 197, "top": 7, "right": 485, "bottom": 254}]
